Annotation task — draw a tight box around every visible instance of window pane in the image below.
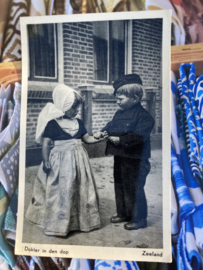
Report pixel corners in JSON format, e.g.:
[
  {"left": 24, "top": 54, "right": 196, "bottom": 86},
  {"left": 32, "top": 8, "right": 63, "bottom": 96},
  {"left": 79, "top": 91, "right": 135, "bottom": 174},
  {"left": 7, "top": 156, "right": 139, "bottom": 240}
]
[
  {"left": 93, "top": 21, "right": 108, "bottom": 81},
  {"left": 111, "top": 21, "right": 125, "bottom": 82},
  {"left": 28, "top": 24, "right": 57, "bottom": 79}
]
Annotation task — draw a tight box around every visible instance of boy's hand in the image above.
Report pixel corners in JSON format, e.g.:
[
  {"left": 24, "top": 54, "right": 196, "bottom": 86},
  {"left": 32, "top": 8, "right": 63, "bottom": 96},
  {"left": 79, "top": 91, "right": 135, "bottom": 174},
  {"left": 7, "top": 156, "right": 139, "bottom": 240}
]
[
  {"left": 43, "top": 160, "right": 51, "bottom": 173},
  {"left": 108, "top": 136, "right": 120, "bottom": 145},
  {"left": 101, "top": 131, "right": 108, "bottom": 139}
]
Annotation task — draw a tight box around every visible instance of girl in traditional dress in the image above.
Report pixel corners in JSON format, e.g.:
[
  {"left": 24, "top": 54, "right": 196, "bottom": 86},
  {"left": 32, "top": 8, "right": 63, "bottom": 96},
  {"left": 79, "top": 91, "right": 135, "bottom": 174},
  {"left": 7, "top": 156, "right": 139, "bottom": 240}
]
[{"left": 25, "top": 84, "right": 105, "bottom": 236}]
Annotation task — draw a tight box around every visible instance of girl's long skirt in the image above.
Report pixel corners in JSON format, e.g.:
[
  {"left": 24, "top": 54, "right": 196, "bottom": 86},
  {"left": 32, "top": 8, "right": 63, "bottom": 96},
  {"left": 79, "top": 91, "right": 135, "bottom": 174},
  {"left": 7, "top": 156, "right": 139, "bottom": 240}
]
[{"left": 25, "top": 139, "right": 101, "bottom": 236}]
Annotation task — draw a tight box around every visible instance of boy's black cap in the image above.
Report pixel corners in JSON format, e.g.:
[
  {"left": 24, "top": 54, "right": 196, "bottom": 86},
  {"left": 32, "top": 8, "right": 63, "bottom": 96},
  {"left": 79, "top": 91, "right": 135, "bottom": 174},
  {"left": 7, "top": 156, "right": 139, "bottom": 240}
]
[{"left": 113, "top": 74, "right": 142, "bottom": 94}]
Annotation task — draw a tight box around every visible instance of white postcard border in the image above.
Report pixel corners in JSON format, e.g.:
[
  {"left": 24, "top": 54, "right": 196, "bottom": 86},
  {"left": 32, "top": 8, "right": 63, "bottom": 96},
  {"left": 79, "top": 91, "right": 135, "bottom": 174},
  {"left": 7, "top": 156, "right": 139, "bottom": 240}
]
[{"left": 16, "top": 10, "right": 172, "bottom": 262}]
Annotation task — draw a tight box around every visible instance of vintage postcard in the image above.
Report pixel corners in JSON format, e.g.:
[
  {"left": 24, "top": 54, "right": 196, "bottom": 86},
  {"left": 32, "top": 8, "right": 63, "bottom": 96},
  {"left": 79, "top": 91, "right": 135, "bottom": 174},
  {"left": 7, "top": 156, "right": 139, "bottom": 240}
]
[{"left": 16, "top": 10, "right": 171, "bottom": 262}]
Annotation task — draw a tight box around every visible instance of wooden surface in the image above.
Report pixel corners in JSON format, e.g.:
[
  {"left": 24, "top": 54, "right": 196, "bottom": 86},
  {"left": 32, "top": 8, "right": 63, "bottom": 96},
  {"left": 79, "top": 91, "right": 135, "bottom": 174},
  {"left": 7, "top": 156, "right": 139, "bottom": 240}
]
[
  {"left": 171, "top": 43, "right": 203, "bottom": 76},
  {"left": 0, "top": 61, "right": 22, "bottom": 88}
]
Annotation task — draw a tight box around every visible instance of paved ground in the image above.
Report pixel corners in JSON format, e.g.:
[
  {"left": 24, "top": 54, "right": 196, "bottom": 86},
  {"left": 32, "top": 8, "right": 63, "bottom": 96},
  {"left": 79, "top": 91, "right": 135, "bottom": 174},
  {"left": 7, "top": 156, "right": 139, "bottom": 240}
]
[{"left": 22, "top": 149, "right": 162, "bottom": 249}]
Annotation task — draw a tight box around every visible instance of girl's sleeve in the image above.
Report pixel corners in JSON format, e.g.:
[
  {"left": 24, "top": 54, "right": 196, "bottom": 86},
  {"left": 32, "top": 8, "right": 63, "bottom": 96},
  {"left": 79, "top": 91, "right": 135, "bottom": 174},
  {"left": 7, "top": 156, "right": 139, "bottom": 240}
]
[
  {"left": 78, "top": 119, "right": 87, "bottom": 136},
  {"left": 43, "top": 120, "right": 57, "bottom": 140}
]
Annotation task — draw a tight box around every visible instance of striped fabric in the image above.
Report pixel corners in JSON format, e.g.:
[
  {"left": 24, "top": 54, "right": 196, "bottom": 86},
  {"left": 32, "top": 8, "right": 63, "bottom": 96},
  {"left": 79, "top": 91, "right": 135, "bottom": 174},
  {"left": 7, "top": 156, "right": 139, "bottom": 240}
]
[
  {"left": 54, "top": 0, "right": 66, "bottom": 14},
  {"left": 1, "top": 0, "right": 28, "bottom": 62},
  {"left": 30, "top": 0, "right": 54, "bottom": 15},
  {"left": 177, "top": 218, "right": 201, "bottom": 270},
  {"left": 171, "top": 71, "right": 182, "bottom": 164},
  {"left": 171, "top": 145, "right": 195, "bottom": 221},
  {"left": 145, "top": 0, "right": 185, "bottom": 45},
  {"left": 29, "top": 0, "right": 46, "bottom": 16},
  {"left": 45, "top": 0, "right": 55, "bottom": 15},
  {"left": 65, "top": 0, "right": 73, "bottom": 14},
  {"left": 0, "top": 83, "right": 20, "bottom": 268},
  {"left": 7, "top": 101, "right": 14, "bottom": 124},
  {"left": 0, "top": 0, "right": 10, "bottom": 61},
  {"left": 179, "top": 64, "right": 199, "bottom": 165},
  {"left": 0, "top": 83, "right": 20, "bottom": 179},
  {"left": 81, "top": 0, "right": 127, "bottom": 13},
  {"left": 172, "top": 142, "right": 203, "bottom": 270},
  {"left": 0, "top": 99, "right": 8, "bottom": 132},
  {"left": 171, "top": 64, "right": 203, "bottom": 269},
  {"left": 182, "top": 64, "right": 203, "bottom": 171},
  {"left": 103, "top": 0, "right": 126, "bottom": 12},
  {"left": 68, "top": 258, "right": 93, "bottom": 270},
  {"left": 0, "top": 184, "right": 15, "bottom": 268}
]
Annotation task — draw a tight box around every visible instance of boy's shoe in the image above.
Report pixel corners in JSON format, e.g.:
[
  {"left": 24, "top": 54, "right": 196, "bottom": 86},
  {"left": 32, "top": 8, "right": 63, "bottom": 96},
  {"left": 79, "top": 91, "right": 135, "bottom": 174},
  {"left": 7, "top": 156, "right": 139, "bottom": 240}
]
[
  {"left": 124, "top": 219, "right": 147, "bottom": 230},
  {"left": 110, "top": 215, "right": 131, "bottom": 223}
]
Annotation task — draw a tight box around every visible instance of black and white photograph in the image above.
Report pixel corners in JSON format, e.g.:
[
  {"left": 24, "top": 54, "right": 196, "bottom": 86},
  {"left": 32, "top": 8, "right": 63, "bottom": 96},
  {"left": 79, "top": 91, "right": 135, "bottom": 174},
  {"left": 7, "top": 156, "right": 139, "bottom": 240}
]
[{"left": 16, "top": 11, "right": 171, "bottom": 262}]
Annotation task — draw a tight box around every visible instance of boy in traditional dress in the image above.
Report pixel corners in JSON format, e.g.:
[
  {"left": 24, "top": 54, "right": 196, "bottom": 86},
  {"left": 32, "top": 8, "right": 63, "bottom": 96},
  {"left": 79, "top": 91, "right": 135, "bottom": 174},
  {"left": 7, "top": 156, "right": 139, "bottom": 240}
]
[{"left": 95, "top": 74, "right": 155, "bottom": 230}]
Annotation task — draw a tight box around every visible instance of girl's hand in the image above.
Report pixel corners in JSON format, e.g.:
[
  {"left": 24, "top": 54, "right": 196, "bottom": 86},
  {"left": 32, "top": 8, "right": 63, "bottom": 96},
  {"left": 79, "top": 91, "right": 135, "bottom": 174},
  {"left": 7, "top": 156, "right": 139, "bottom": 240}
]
[
  {"left": 43, "top": 160, "right": 51, "bottom": 173},
  {"left": 93, "top": 131, "right": 108, "bottom": 140},
  {"left": 93, "top": 132, "right": 102, "bottom": 139},
  {"left": 82, "top": 132, "right": 108, "bottom": 144},
  {"left": 108, "top": 136, "right": 120, "bottom": 145}
]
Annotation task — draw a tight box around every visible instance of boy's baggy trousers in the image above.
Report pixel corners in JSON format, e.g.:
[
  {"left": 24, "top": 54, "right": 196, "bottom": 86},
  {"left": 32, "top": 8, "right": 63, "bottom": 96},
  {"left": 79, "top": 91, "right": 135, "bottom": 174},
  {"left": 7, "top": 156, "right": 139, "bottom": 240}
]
[{"left": 114, "top": 156, "right": 151, "bottom": 221}]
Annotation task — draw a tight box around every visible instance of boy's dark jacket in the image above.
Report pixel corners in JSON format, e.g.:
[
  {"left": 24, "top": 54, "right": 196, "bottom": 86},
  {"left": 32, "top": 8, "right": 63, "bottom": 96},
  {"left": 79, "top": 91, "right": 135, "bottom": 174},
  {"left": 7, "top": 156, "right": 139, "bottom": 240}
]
[{"left": 102, "top": 102, "right": 155, "bottom": 159}]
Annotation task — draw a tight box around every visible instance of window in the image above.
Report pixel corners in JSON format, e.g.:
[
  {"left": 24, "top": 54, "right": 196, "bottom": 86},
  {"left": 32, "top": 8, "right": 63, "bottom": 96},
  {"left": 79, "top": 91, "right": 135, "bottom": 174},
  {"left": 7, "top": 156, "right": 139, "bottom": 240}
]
[
  {"left": 110, "top": 20, "right": 125, "bottom": 83},
  {"left": 93, "top": 20, "right": 131, "bottom": 84},
  {"left": 93, "top": 21, "right": 108, "bottom": 82},
  {"left": 28, "top": 24, "right": 58, "bottom": 81}
]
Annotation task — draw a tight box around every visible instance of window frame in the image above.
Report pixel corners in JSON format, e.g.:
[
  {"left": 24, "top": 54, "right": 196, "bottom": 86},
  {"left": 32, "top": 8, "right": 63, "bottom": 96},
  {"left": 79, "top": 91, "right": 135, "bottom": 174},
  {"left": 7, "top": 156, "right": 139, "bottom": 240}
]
[
  {"left": 28, "top": 23, "right": 64, "bottom": 88},
  {"left": 93, "top": 20, "right": 132, "bottom": 85}
]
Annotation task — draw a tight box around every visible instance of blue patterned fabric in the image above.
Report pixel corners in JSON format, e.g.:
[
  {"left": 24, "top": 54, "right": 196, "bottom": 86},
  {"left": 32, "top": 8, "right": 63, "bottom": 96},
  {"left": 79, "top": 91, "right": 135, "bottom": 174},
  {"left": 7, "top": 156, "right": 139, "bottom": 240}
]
[
  {"left": 171, "top": 144, "right": 195, "bottom": 221},
  {"left": 177, "top": 79, "right": 201, "bottom": 180},
  {"left": 193, "top": 75, "right": 203, "bottom": 124},
  {"left": 94, "top": 260, "right": 139, "bottom": 270},
  {"left": 171, "top": 64, "right": 203, "bottom": 270},
  {"left": 171, "top": 142, "right": 202, "bottom": 270},
  {"left": 179, "top": 64, "right": 200, "bottom": 172}
]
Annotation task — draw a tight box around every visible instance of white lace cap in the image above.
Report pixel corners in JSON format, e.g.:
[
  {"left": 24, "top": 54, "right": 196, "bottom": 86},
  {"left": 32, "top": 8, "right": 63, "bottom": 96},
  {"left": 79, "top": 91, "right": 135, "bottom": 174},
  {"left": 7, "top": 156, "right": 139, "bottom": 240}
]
[{"left": 35, "top": 84, "right": 80, "bottom": 143}]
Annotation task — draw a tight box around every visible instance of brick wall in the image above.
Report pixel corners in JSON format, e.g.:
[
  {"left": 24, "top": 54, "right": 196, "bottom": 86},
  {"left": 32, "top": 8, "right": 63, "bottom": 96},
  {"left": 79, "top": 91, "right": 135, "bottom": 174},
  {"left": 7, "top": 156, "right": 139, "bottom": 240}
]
[
  {"left": 92, "top": 100, "right": 118, "bottom": 132},
  {"left": 63, "top": 22, "right": 94, "bottom": 88},
  {"left": 26, "top": 101, "right": 47, "bottom": 148},
  {"left": 26, "top": 91, "right": 53, "bottom": 148},
  {"left": 132, "top": 19, "right": 162, "bottom": 129},
  {"left": 132, "top": 19, "right": 162, "bottom": 92}
]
